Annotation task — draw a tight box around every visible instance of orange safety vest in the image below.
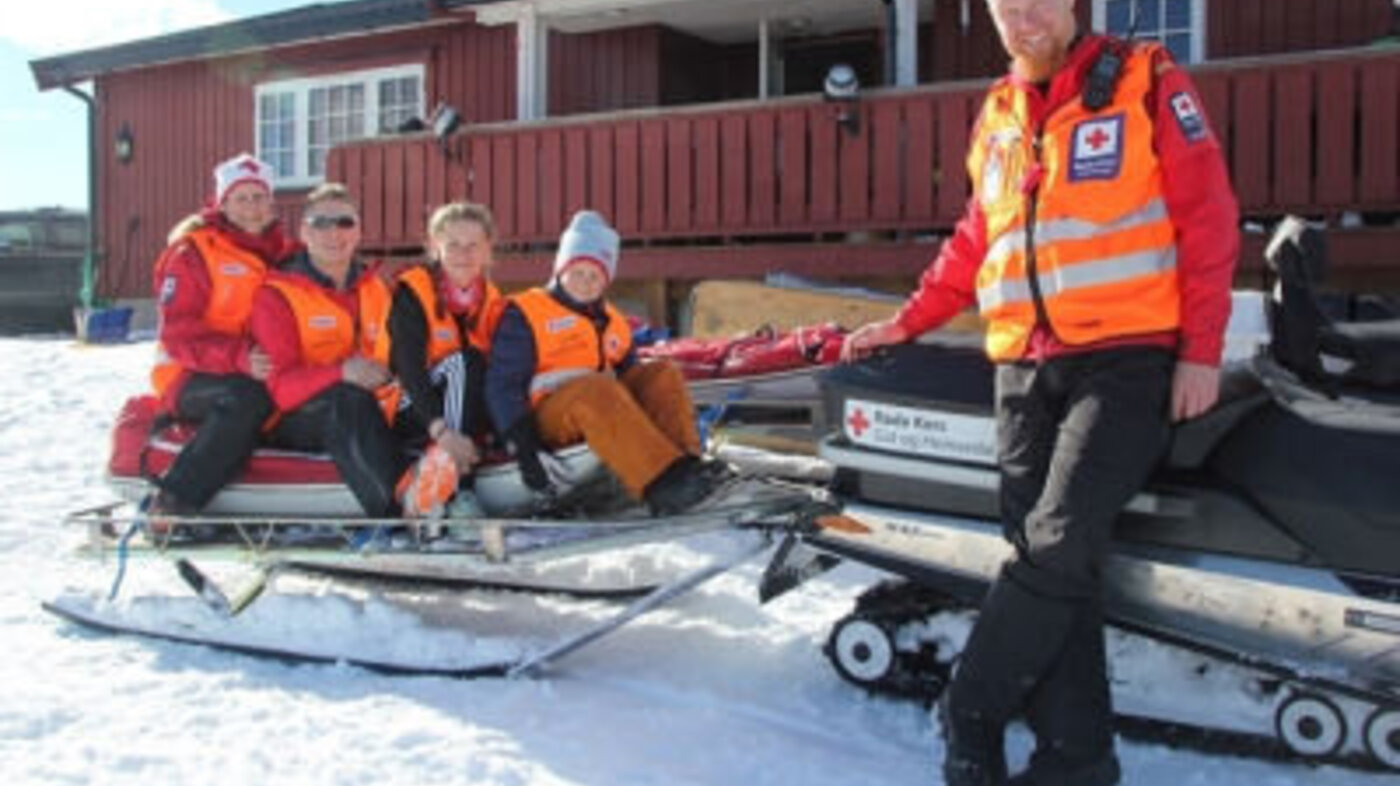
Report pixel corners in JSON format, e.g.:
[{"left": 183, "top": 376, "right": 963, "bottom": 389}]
[
  {"left": 263, "top": 267, "right": 397, "bottom": 421},
  {"left": 150, "top": 227, "right": 268, "bottom": 395},
  {"left": 511, "top": 287, "right": 632, "bottom": 406},
  {"left": 394, "top": 266, "right": 507, "bottom": 365},
  {"left": 968, "top": 42, "right": 1180, "bottom": 361}
]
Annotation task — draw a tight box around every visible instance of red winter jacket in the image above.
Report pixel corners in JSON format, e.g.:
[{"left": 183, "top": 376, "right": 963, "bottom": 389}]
[{"left": 152, "top": 209, "right": 301, "bottom": 408}]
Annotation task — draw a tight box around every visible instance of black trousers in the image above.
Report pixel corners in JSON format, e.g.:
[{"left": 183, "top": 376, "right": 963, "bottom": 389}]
[
  {"left": 267, "top": 383, "right": 407, "bottom": 517},
  {"left": 159, "top": 373, "right": 273, "bottom": 511},
  {"left": 945, "top": 347, "right": 1173, "bottom": 769},
  {"left": 996, "top": 347, "right": 1174, "bottom": 599}
]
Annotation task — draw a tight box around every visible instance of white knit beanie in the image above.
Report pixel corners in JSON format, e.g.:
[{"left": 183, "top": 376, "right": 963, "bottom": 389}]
[
  {"left": 213, "top": 152, "right": 275, "bottom": 206},
  {"left": 553, "top": 210, "right": 619, "bottom": 282}
]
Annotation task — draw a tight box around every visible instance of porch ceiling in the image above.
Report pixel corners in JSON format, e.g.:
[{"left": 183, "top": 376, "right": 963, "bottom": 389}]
[{"left": 473, "top": 0, "right": 929, "bottom": 44}]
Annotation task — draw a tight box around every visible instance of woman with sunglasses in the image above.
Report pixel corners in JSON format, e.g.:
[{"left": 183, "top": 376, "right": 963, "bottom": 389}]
[
  {"left": 143, "top": 152, "right": 301, "bottom": 522},
  {"left": 382, "top": 202, "right": 505, "bottom": 483},
  {"left": 249, "top": 183, "right": 460, "bottom": 519}
]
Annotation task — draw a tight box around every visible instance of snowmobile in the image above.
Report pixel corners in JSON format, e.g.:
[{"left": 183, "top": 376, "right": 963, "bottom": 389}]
[{"left": 757, "top": 217, "right": 1400, "bottom": 772}]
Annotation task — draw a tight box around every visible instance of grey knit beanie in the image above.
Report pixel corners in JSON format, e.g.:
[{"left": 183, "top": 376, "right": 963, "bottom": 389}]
[{"left": 553, "top": 210, "right": 619, "bottom": 282}]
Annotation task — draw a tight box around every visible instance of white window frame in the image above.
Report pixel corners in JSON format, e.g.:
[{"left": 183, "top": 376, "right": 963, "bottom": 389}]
[
  {"left": 1092, "top": 0, "right": 1206, "bottom": 64},
  {"left": 254, "top": 63, "right": 425, "bottom": 188}
]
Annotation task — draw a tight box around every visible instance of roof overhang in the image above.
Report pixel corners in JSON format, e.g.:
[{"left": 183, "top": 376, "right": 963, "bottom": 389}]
[
  {"left": 29, "top": 0, "right": 459, "bottom": 91},
  {"left": 459, "top": 0, "right": 908, "bottom": 45}
]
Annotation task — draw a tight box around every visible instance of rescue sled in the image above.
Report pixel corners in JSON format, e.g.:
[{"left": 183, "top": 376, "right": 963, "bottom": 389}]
[{"left": 60, "top": 387, "right": 832, "bottom": 678}]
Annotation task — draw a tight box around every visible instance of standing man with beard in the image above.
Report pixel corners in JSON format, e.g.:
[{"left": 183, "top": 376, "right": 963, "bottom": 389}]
[{"left": 841, "top": 1, "right": 1239, "bottom": 783}]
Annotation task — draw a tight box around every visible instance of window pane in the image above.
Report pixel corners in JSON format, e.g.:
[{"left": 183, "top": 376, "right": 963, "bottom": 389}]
[
  {"left": 1138, "top": 0, "right": 1161, "bottom": 33},
  {"left": 1165, "top": 0, "right": 1191, "bottom": 29},
  {"left": 349, "top": 85, "right": 364, "bottom": 113},
  {"left": 1106, "top": 0, "right": 1131, "bottom": 32},
  {"left": 1165, "top": 32, "right": 1191, "bottom": 62},
  {"left": 310, "top": 88, "right": 327, "bottom": 114},
  {"left": 258, "top": 89, "right": 296, "bottom": 178},
  {"left": 309, "top": 148, "right": 326, "bottom": 178}
]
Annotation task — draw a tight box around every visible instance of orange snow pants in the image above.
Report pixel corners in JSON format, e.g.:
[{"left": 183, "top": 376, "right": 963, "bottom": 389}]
[{"left": 534, "top": 360, "right": 701, "bottom": 498}]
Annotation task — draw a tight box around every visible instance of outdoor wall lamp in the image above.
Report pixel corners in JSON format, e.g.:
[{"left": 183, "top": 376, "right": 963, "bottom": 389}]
[
  {"left": 430, "top": 102, "right": 462, "bottom": 156},
  {"left": 114, "top": 124, "right": 134, "bottom": 164},
  {"left": 823, "top": 63, "right": 861, "bottom": 136}
]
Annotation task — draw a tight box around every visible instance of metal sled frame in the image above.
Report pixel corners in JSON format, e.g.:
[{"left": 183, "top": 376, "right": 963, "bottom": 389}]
[{"left": 56, "top": 490, "right": 830, "bottom": 679}]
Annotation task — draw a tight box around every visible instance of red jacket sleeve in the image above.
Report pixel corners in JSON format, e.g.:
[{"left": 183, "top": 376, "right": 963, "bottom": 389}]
[
  {"left": 1152, "top": 53, "right": 1240, "bottom": 366},
  {"left": 894, "top": 197, "right": 986, "bottom": 338},
  {"left": 249, "top": 287, "right": 344, "bottom": 412},
  {"left": 155, "top": 242, "right": 252, "bottom": 376}
]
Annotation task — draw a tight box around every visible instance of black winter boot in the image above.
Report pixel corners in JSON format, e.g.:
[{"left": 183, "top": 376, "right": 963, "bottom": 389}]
[
  {"left": 1011, "top": 600, "right": 1120, "bottom": 786},
  {"left": 941, "top": 571, "right": 1081, "bottom": 786},
  {"left": 643, "top": 457, "right": 715, "bottom": 516}
]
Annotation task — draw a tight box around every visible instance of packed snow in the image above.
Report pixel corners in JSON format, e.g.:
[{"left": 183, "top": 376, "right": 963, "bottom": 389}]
[{"left": 0, "top": 335, "right": 1388, "bottom": 785}]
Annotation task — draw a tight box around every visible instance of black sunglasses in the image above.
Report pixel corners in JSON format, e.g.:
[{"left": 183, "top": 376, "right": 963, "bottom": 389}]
[{"left": 305, "top": 214, "right": 358, "bottom": 230}]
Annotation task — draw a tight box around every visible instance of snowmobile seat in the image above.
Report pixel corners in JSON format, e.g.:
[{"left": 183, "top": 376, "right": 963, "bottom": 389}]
[
  {"left": 1264, "top": 216, "right": 1400, "bottom": 392},
  {"left": 1161, "top": 365, "right": 1269, "bottom": 470}
]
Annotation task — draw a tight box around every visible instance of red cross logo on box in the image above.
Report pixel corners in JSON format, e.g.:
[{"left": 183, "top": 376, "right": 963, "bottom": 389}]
[{"left": 847, "top": 407, "right": 870, "bottom": 438}]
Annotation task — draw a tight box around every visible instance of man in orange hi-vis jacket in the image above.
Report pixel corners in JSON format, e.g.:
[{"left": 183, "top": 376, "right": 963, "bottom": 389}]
[{"left": 841, "top": 1, "right": 1239, "bottom": 784}]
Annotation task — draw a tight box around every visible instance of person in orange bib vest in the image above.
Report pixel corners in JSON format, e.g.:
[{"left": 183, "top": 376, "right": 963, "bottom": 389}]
[
  {"left": 249, "top": 184, "right": 457, "bottom": 518},
  {"left": 840, "top": 1, "right": 1239, "bottom": 784},
  {"left": 485, "top": 210, "right": 722, "bottom": 515},
  {"left": 145, "top": 152, "right": 300, "bottom": 516},
  {"left": 383, "top": 202, "right": 506, "bottom": 475}
]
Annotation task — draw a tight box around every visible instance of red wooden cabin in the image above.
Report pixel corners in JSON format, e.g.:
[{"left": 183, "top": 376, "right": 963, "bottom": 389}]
[{"left": 30, "top": 0, "right": 1400, "bottom": 324}]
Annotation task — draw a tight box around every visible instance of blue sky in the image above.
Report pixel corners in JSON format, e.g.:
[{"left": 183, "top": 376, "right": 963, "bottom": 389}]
[{"left": 0, "top": 0, "right": 312, "bottom": 211}]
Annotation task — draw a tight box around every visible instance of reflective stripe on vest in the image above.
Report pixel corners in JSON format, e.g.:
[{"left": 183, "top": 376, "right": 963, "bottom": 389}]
[
  {"left": 968, "top": 41, "right": 1181, "bottom": 361},
  {"left": 511, "top": 287, "right": 632, "bottom": 406},
  {"left": 150, "top": 227, "right": 268, "bottom": 396}
]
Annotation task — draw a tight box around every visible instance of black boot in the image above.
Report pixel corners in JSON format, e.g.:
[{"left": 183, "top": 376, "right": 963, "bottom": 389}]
[
  {"left": 643, "top": 457, "right": 715, "bottom": 516},
  {"left": 941, "top": 571, "right": 1081, "bottom": 786},
  {"left": 940, "top": 693, "right": 1008, "bottom": 786},
  {"left": 1010, "top": 600, "right": 1120, "bottom": 786}
]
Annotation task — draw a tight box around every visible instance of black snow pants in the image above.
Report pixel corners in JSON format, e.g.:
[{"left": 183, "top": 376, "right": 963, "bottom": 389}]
[
  {"left": 942, "top": 346, "right": 1174, "bottom": 780},
  {"left": 266, "top": 383, "right": 408, "bottom": 517},
  {"left": 159, "top": 373, "right": 274, "bottom": 511}
]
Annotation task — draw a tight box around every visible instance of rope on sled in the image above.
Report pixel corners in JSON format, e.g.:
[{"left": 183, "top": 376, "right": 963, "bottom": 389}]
[{"left": 107, "top": 519, "right": 143, "bottom": 601}]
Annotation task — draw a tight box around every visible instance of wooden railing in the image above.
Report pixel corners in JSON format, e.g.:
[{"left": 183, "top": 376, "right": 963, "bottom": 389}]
[{"left": 330, "top": 46, "right": 1400, "bottom": 255}]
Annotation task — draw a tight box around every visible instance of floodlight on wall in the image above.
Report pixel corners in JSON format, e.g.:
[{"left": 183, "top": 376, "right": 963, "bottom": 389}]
[
  {"left": 823, "top": 64, "right": 861, "bottom": 136},
  {"left": 430, "top": 102, "right": 462, "bottom": 156},
  {"left": 114, "top": 124, "right": 134, "bottom": 164}
]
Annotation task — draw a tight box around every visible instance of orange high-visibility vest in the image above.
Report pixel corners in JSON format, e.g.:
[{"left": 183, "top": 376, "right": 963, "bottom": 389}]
[
  {"left": 263, "top": 268, "right": 396, "bottom": 420},
  {"left": 968, "top": 42, "right": 1180, "bottom": 361},
  {"left": 394, "top": 266, "right": 507, "bottom": 364},
  {"left": 511, "top": 287, "right": 632, "bottom": 406},
  {"left": 150, "top": 227, "right": 267, "bottom": 395}
]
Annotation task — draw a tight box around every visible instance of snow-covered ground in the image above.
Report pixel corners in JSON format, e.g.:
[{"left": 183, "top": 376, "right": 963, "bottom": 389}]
[{"left": 0, "top": 335, "right": 1387, "bottom": 785}]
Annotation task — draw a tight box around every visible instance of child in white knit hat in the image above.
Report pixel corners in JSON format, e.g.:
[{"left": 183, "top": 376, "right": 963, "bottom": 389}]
[{"left": 485, "top": 210, "right": 730, "bottom": 515}]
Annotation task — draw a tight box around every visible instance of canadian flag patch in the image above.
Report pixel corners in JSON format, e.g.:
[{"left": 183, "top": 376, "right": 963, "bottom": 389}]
[{"left": 1069, "top": 114, "right": 1124, "bottom": 182}]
